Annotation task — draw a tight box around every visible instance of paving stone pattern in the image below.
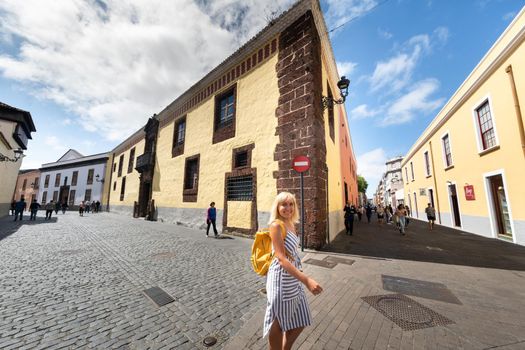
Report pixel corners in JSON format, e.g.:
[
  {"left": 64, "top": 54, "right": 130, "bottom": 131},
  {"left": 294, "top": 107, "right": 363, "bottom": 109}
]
[{"left": 0, "top": 212, "right": 266, "bottom": 349}]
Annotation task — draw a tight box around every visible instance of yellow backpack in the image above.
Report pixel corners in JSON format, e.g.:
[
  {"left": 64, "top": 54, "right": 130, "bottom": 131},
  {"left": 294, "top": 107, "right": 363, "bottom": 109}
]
[{"left": 251, "top": 220, "right": 291, "bottom": 276}]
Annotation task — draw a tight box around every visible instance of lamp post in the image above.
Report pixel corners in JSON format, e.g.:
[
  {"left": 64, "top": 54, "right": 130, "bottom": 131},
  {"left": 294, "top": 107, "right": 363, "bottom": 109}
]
[{"left": 321, "top": 76, "right": 350, "bottom": 110}]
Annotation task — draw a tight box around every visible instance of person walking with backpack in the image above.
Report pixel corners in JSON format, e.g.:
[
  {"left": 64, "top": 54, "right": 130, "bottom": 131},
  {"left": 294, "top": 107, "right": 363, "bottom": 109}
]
[
  {"left": 206, "top": 202, "right": 219, "bottom": 238},
  {"left": 263, "top": 192, "right": 323, "bottom": 350},
  {"left": 343, "top": 202, "right": 356, "bottom": 235}
]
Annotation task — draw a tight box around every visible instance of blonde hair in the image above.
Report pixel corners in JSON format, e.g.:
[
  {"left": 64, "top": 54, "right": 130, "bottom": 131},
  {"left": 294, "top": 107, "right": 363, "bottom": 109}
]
[{"left": 268, "top": 191, "right": 300, "bottom": 225}]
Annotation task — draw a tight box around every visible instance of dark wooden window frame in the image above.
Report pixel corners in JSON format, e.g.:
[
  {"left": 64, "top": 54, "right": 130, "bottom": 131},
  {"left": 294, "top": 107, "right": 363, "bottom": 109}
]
[
  {"left": 183, "top": 154, "right": 200, "bottom": 202},
  {"left": 72, "top": 171, "right": 78, "bottom": 186},
  {"left": 128, "top": 147, "right": 135, "bottom": 174},
  {"left": 87, "top": 168, "right": 94, "bottom": 185},
  {"left": 232, "top": 143, "right": 254, "bottom": 170},
  {"left": 69, "top": 190, "right": 76, "bottom": 205},
  {"left": 120, "top": 176, "right": 126, "bottom": 201},
  {"left": 42, "top": 191, "right": 47, "bottom": 204},
  {"left": 213, "top": 85, "right": 237, "bottom": 144},
  {"left": 54, "top": 173, "right": 61, "bottom": 187},
  {"left": 44, "top": 175, "right": 49, "bottom": 188},
  {"left": 172, "top": 116, "right": 186, "bottom": 157},
  {"left": 85, "top": 189, "right": 92, "bottom": 202},
  {"left": 118, "top": 155, "right": 124, "bottom": 177},
  {"left": 476, "top": 100, "right": 496, "bottom": 150}
]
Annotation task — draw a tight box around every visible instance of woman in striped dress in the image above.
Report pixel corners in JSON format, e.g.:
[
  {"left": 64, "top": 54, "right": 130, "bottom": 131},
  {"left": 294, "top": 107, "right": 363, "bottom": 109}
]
[{"left": 263, "top": 192, "right": 323, "bottom": 349}]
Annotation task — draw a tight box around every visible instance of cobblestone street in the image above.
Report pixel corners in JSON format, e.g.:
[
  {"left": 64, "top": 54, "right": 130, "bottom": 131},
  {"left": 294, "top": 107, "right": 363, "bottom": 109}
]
[{"left": 0, "top": 211, "right": 266, "bottom": 349}]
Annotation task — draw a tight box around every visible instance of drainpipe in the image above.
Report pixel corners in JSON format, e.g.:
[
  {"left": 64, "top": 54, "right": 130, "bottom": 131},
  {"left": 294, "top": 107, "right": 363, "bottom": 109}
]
[
  {"left": 428, "top": 141, "right": 442, "bottom": 224},
  {"left": 505, "top": 65, "right": 525, "bottom": 157}
]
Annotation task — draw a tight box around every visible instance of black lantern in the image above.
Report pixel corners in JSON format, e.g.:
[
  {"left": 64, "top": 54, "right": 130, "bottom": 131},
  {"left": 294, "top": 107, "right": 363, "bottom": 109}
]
[{"left": 322, "top": 76, "right": 350, "bottom": 110}]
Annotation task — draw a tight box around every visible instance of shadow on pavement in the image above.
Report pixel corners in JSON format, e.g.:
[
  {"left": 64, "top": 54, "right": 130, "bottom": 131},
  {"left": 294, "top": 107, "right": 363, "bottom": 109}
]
[
  {"left": 323, "top": 215, "right": 525, "bottom": 271},
  {"left": 0, "top": 214, "right": 58, "bottom": 241}
]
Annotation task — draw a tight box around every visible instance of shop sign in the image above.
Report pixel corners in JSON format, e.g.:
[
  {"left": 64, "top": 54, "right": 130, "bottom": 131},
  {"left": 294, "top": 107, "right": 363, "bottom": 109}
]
[{"left": 464, "top": 185, "right": 475, "bottom": 200}]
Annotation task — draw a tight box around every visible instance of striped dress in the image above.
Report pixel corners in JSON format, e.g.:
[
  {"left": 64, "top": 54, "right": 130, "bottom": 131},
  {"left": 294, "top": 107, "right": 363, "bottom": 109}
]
[{"left": 263, "top": 229, "right": 312, "bottom": 337}]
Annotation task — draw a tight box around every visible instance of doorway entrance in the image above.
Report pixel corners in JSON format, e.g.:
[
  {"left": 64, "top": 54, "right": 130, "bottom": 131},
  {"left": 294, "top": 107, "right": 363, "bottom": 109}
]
[
  {"left": 59, "top": 185, "right": 70, "bottom": 205},
  {"left": 487, "top": 174, "right": 513, "bottom": 240},
  {"left": 428, "top": 188, "right": 435, "bottom": 208},
  {"left": 448, "top": 184, "right": 461, "bottom": 227}
]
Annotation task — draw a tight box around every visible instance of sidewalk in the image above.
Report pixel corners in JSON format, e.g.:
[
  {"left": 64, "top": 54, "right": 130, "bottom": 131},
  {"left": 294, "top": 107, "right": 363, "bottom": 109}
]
[{"left": 225, "top": 218, "right": 525, "bottom": 349}]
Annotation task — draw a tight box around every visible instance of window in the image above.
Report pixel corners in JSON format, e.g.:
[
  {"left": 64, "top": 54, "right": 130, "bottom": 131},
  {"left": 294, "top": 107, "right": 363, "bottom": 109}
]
[
  {"left": 22, "top": 179, "right": 27, "bottom": 191},
  {"left": 113, "top": 163, "right": 116, "bottom": 172},
  {"left": 172, "top": 117, "right": 186, "bottom": 157},
  {"left": 183, "top": 155, "right": 200, "bottom": 202},
  {"left": 118, "top": 154, "right": 124, "bottom": 177},
  {"left": 54, "top": 173, "right": 61, "bottom": 187},
  {"left": 405, "top": 167, "right": 409, "bottom": 184},
  {"left": 327, "top": 83, "right": 335, "bottom": 142},
  {"left": 344, "top": 182, "right": 349, "bottom": 204},
  {"left": 476, "top": 100, "right": 497, "bottom": 150},
  {"left": 34, "top": 177, "right": 39, "bottom": 189},
  {"left": 52, "top": 191, "right": 58, "bottom": 202},
  {"left": 128, "top": 148, "right": 135, "bottom": 173},
  {"left": 120, "top": 177, "right": 126, "bottom": 201},
  {"left": 113, "top": 181, "right": 117, "bottom": 191},
  {"left": 235, "top": 151, "right": 248, "bottom": 168},
  {"left": 410, "top": 162, "right": 415, "bottom": 181},
  {"left": 72, "top": 171, "right": 78, "bottom": 186},
  {"left": 84, "top": 189, "right": 92, "bottom": 202},
  {"left": 226, "top": 175, "right": 253, "bottom": 201},
  {"left": 42, "top": 191, "right": 47, "bottom": 204},
  {"left": 424, "top": 151, "right": 431, "bottom": 176},
  {"left": 69, "top": 190, "right": 76, "bottom": 205},
  {"left": 442, "top": 134, "right": 453, "bottom": 167},
  {"left": 44, "top": 175, "right": 49, "bottom": 188},
  {"left": 87, "top": 169, "right": 94, "bottom": 185},
  {"left": 213, "top": 86, "right": 236, "bottom": 144}
]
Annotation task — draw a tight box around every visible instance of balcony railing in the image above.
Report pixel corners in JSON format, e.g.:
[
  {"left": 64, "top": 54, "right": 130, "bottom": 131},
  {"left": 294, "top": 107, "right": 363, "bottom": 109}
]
[{"left": 135, "top": 152, "right": 154, "bottom": 173}]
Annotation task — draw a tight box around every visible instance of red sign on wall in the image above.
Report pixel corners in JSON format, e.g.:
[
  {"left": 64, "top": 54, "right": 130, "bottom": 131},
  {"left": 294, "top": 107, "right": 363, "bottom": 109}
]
[
  {"left": 464, "top": 185, "right": 475, "bottom": 200},
  {"left": 292, "top": 156, "right": 311, "bottom": 173}
]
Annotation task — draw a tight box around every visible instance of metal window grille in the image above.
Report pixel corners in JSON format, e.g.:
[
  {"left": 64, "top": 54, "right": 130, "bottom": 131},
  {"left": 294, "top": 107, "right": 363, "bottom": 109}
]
[
  {"left": 227, "top": 175, "right": 253, "bottom": 201},
  {"left": 235, "top": 151, "right": 248, "bottom": 168},
  {"left": 477, "top": 102, "right": 496, "bottom": 149}
]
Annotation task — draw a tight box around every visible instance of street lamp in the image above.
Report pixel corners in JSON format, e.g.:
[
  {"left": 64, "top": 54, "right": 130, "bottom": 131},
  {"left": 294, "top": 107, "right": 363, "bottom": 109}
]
[
  {"left": 321, "top": 76, "right": 350, "bottom": 110},
  {"left": 0, "top": 149, "right": 24, "bottom": 162},
  {"left": 95, "top": 174, "right": 104, "bottom": 183}
]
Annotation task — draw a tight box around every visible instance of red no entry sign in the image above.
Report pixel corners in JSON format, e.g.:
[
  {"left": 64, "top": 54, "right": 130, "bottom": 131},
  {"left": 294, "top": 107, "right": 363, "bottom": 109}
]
[{"left": 293, "top": 155, "right": 311, "bottom": 173}]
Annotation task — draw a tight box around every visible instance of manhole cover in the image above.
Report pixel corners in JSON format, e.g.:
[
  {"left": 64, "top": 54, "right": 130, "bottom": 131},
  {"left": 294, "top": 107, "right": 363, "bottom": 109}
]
[
  {"left": 143, "top": 287, "right": 175, "bottom": 307},
  {"left": 150, "top": 252, "right": 176, "bottom": 260},
  {"left": 304, "top": 258, "right": 337, "bottom": 269},
  {"left": 362, "top": 294, "right": 454, "bottom": 331},
  {"left": 323, "top": 256, "right": 355, "bottom": 265},
  {"left": 382, "top": 275, "right": 462, "bottom": 305},
  {"left": 203, "top": 336, "right": 217, "bottom": 347}
]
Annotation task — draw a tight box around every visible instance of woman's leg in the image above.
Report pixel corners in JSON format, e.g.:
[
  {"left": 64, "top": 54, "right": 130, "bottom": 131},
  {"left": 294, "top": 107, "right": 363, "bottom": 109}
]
[
  {"left": 269, "top": 319, "right": 283, "bottom": 350},
  {"left": 283, "top": 327, "right": 305, "bottom": 350}
]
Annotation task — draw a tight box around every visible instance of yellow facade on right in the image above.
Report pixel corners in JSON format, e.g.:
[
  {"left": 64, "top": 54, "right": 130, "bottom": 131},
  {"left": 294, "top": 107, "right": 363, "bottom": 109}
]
[{"left": 402, "top": 7, "right": 525, "bottom": 246}]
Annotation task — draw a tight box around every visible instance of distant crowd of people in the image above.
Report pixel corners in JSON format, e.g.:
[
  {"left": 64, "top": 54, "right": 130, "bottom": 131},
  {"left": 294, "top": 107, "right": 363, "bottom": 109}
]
[
  {"left": 343, "top": 202, "right": 437, "bottom": 236},
  {"left": 10, "top": 198, "right": 102, "bottom": 221}
]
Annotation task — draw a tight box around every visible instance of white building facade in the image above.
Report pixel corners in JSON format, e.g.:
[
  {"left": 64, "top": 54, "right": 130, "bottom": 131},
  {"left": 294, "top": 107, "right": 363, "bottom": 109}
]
[{"left": 39, "top": 150, "right": 108, "bottom": 207}]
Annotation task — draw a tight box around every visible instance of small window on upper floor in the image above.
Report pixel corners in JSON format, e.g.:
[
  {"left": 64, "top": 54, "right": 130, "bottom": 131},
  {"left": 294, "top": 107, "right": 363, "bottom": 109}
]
[
  {"left": 405, "top": 167, "right": 409, "bottom": 184},
  {"left": 172, "top": 116, "right": 186, "bottom": 157},
  {"left": 410, "top": 162, "right": 415, "bottom": 181},
  {"left": 213, "top": 86, "right": 236, "bottom": 144},
  {"left": 423, "top": 151, "right": 431, "bottom": 177},
  {"left": 327, "top": 83, "right": 335, "bottom": 142},
  {"left": 128, "top": 147, "right": 135, "bottom": 174},
  {"left": 118, "top": 155, "right": 124, "bottom": 177},
  {"left": 442, "top": 134, "right": 453, "bottom": 168},
  {"left": 475, "top": 100, "right": 498, "bottom": 152}
]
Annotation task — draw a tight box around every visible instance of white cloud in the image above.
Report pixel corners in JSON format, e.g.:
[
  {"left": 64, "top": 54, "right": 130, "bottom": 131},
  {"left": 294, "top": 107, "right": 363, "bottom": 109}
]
[
  {"left": 434, "top": 26, "right": 449, "bottom": 45},
  {"left": 44, "top": 136, "right": 67, "bottom": 151},
  {"left": 62, "top": 118, "right": 72, "bottom": 125},
  {"left": 356, "top": 148, "right": 387, "bottom": 197},
  {"left": 0, "top": 0, "right": 294, "bottom": 142},
  {"left": 336, "top": 61, "right": 357, "bottom": 78},
  {"left": 350, "top": 104, "right": 380, "bottom": 120},
  {"left": 503, "top": 11, "right": 517, "bottom": 21},
  {"left": 325, "top": 0, "right": 378, "bottom": 30},
  {"left": 381, "top": 79, "right": 445, "bottom": 126},
  {"left": 369, "top": 34, "right": 430, "bottom": 92},
  {"left": 377, "top": 28, "right": 392, "bottom": 40}
]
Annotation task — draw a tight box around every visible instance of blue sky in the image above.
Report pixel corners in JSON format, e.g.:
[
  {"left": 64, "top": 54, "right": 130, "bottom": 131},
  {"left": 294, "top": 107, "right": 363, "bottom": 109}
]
[{"left": 0, "top": 0, "right": 524, "bottom": 197}]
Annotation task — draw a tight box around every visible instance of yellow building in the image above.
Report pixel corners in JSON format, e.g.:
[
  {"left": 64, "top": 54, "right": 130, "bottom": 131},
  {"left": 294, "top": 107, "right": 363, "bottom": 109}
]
[
  {"left": 0, "top": 102, "right": 36, "bottom": 217},
  {"left": 402, "top": 7, "right": 525, "bottom": 246},
  {"left": 106, "top": 0, "right": 358, "bottom": 249}
]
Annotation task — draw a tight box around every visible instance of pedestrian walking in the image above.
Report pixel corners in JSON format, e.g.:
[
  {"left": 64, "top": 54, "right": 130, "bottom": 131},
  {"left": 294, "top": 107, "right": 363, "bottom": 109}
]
[
  {"left": 425, "top": 203, "right": 436, "bottom": 231},
  {"left": 376, "top": 205, "right": 385, "bottom": 224},
  {"left": 343, "top": 202, "right": 356, "bottom": 235},
  {"left": 85, "top": 201, "right": 91, "bottom": 214},
  {"left": 206, "top": 202, "right": 219, "bottom": 237},
  {"left": 397, "top": 204, "right": 407, "bottom": 235},
  {"left": 13, "top": 198, "right": 27, "bottom": 221},
  {"left": 79, "top": 201, "right": 85, "bottom": 217},
  {"left": 29, "top": 199, "right": 40, "bottom": 220},
  {"left": 61, "top": 202, "right": 68, "bottom": 214},
  {"left": 54, "top": 201, "right": 60, "bottom": 214},
  {"left": 386, "top": 205, "right": 393, "bottom": 224},
  {"left": 263, "top": 192, "right": 322, "bottom": 349},
  {"left": 45, "top": 201, "right": 54, "bottom": 220},
  {"left": 357, "top": 205, "right": 363, "bottom": 222},
  {"left": 10, "top": 200, "right": 16, "bottom": 216},
  {"left": 405, "top": 205, "right": 411, "bottom": 227},
  {"left": 95, "top": 200, "right": 101, "bottom": 213},
  {"left": 365, "top": 205, "right": 372, "bottom": 223}
]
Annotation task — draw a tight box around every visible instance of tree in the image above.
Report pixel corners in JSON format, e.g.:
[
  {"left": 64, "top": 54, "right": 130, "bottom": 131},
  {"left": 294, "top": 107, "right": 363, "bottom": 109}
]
[{"left": 357, "top": 175, "right": 368, "bottom": 194}]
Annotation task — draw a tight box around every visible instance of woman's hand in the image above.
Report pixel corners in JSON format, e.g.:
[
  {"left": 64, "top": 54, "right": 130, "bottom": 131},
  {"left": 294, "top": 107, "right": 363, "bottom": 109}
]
[{"left": 305, "top": 277, "right": 323, "bottom": 295}]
